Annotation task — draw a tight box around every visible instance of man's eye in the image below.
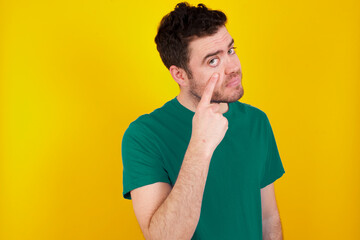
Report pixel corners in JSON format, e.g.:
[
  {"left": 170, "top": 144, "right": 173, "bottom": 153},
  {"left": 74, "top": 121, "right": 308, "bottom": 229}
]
[
  {"left": 228, "top": 47, "right": 237, "bottom": 55},
  {"left": 209, "top": 58, "right": 219, "bottom": 66}
]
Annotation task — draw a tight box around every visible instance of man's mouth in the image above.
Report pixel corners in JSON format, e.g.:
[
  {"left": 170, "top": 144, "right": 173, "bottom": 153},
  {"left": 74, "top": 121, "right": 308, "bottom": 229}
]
[{"left": 226, "top": 75, "right": 241, "bottom": 87}]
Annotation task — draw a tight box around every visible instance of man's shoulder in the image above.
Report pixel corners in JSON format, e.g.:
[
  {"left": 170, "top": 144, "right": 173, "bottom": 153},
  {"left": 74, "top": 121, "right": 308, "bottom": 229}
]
[
  {"left": 232, "top": 101, "right": 268, "bottom": 120},
  {"left": 125, "top": 99, "right": 175, "bottom": 135}
]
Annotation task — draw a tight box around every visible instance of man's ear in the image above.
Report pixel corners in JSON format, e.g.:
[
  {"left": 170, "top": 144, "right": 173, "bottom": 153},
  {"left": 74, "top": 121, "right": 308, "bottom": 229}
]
[{"left": 169, "top": 65, "right": 189, "bottom": 87}]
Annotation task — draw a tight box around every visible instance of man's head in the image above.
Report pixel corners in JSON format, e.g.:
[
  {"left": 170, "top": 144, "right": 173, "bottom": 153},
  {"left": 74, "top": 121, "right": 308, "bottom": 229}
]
[
  {"left": 155, "top": 2, "right": 243, "bottom": 104},
  {"left": 155, "top": 2, "right": 226, "bottom": 78}
]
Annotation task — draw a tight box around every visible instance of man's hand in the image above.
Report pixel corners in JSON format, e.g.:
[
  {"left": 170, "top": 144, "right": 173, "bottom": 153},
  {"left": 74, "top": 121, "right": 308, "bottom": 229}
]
[{"left": 191, "top": 73, "right": 229, "bottom": 154}]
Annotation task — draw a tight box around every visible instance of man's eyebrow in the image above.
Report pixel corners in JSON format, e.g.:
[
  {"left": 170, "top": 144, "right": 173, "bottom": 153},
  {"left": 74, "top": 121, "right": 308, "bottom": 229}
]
[
  {"left": 202, "top": 38, "right": 235, "bottom": 64},
  {"left": 228, "top": 38, "right": 234, "bottom": 48}
]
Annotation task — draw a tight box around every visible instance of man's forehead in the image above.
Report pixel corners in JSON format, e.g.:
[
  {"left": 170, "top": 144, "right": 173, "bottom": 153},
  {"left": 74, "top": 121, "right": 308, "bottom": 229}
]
[{"left": 189, "top": 27, "right": 233, "bottom": 58}]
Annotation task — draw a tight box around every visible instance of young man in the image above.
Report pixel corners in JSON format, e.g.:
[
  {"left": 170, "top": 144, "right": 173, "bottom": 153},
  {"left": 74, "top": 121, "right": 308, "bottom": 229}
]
[{"left": 122, "top": 2, "right": 285, "bottom": 239}]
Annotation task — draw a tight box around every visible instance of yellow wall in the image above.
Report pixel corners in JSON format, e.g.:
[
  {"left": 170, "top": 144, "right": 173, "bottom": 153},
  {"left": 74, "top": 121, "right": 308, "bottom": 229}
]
[{"left": 1, "top": 0, "right": 359, "bottom": 239}]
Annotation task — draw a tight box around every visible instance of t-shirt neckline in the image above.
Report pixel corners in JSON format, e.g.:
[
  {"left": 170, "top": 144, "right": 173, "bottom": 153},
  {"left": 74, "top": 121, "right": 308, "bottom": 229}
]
[{"left": 171, "top": 96, "right": 233, "bottom": 119}]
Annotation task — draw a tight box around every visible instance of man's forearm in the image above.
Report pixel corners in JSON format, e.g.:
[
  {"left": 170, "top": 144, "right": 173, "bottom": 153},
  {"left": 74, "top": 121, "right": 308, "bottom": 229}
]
[
  {"left": 146, "top": 141, "right": 212, "bottom": 240},
  {"left": 262, "top": 216, "right": 283, "bottom": 240}
]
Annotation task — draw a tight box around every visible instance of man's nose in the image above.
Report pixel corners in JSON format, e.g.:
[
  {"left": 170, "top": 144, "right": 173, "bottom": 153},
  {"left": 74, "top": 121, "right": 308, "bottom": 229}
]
[{"left": 224, "top": 58, "right": 240, "bottom": 75}]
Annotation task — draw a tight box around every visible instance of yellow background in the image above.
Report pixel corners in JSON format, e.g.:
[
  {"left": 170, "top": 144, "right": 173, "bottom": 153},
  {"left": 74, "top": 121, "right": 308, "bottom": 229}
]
[{"left": 1, "top": 0, "right": 359, "bottom": 239}]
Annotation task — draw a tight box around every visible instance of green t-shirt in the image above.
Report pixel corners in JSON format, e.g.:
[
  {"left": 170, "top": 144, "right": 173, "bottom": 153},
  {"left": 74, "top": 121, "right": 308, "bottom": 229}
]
[{"left": 122, "top": 97, "right": 285, "bottom": 239}]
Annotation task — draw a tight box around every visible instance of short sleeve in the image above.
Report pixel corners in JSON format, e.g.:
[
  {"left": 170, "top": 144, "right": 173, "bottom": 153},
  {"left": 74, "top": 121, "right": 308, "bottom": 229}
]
[
  {"left": 260, "top": 115, "right": 285, "bottom": 188},
  {"left": 121, "top": 120, "right": 170, "bottom": 200}
]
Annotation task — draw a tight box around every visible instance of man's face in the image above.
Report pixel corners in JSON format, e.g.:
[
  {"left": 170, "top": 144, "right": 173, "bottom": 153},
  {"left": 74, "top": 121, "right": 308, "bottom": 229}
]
[{"left": 186, "top": 26, "right": 243, "bottom": 103}]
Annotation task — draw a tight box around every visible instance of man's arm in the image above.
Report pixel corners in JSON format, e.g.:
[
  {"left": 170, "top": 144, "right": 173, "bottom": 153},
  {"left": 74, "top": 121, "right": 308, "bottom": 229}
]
[
  {"left": 261, "top": 183, "right": 283, "bottom": 240},
  {"left": 130, "top": 73, "right": 228, "bottom": 240},
  {"left": 131, "top": 144, "right": 213, "bottom": 240}
]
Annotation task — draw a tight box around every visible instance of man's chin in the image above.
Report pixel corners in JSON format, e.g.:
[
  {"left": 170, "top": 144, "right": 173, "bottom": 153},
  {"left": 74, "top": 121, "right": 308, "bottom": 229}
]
[
  {"left": 212, "top": 89, "right": 244, "bottom": 103},
  {"left": 232, "top": 87, "right": 244, "bottom": 102}
]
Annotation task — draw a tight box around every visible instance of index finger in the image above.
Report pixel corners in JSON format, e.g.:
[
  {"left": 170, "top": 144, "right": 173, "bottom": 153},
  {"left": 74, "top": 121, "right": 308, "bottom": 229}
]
[{"left": 199, "top": 73, "right": 219, "bottom": 106}]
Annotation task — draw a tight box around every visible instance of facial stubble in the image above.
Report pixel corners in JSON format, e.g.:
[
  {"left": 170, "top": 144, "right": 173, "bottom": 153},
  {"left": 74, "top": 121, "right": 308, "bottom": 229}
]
[{"left": 189, "top": 71, "right": 244, "bottom": 104}]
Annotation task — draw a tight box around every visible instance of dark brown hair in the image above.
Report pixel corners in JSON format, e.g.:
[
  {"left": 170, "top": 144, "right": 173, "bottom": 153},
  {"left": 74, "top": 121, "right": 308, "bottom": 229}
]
[{"left": 154, "top": 2, "right": 227, "bottom": 78}]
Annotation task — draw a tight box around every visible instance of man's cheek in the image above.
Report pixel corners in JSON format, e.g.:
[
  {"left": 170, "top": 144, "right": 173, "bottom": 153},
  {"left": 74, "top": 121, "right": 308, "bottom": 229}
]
[{"left": 218, "top": 74, "right": 226, "bottom": 85}]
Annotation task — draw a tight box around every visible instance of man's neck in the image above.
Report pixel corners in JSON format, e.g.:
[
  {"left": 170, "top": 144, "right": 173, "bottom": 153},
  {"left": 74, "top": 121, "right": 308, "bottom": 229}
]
[{"left": 176, "top": 93, "right": 229, "bottom": 114}]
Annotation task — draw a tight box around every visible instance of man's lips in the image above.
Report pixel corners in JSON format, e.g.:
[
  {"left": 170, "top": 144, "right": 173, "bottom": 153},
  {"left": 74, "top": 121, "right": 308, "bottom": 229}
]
[{"left": 226, "top": 75, "right": 241, "bottom": 87}]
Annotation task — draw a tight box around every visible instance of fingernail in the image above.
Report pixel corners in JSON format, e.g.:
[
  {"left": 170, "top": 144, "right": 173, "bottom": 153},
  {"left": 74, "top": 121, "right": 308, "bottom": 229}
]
[{"left": 213, "top": 73, "right": 219, "bottom": 79}]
